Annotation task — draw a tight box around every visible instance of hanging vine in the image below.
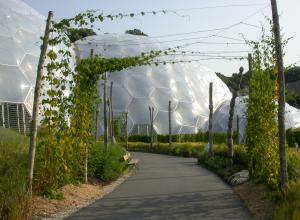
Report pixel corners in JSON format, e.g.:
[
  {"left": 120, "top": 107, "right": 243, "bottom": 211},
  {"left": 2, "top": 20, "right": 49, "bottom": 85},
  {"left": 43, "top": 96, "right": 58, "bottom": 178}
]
[{"left": 34, "top": 9, "right": 181, "bottom": 191}]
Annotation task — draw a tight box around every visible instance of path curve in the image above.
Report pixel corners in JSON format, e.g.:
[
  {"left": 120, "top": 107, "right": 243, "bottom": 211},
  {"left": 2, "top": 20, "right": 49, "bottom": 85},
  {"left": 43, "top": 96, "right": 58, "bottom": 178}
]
[{"left": 66, "top": 152, "right": 253, "bottom": 220}]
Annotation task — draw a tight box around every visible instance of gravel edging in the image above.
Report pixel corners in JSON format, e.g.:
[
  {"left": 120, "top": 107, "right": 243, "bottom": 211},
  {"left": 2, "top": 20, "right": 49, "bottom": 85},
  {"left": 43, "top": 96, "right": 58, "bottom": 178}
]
[{"left": 40, "top": 167, "right": 136, "bottom": 220}]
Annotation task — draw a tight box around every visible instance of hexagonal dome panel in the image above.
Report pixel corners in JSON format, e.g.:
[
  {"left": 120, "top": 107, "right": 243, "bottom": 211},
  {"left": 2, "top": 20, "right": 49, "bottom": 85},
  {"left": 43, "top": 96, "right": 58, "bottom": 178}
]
[
  {"left": 154, "top": 111, "right": 181, "bottom": 135},
  {"left": 212, "top": 96, "right": 300, "bottom": 141},
  {"left": 74, "top": 33, "right": 232, "bottom": 134},
  {"left": 150, "top": 88, "right": 178, "bottom": 112},
  {"left": 111, "top": 84, "right": 132, "bottom": 111},
  {"left": 0, "top": 0, "right": 75, "bottom": 117},
  {"left": 126, "top": 72, "right": 154, "bottom": 98},
  {"left": 0, "top": 65, "right": 31, "bottom": 102},
  {"left": 128, "top": 98, "right": 157, "bottom": 124}
]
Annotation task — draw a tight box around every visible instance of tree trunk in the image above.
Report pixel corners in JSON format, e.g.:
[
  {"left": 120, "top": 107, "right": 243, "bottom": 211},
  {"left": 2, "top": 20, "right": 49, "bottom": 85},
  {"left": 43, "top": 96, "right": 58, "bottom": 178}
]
[
  {"left": 248, "top": 53, "right": 254, "bottom": 177},
  {"left": 227, "top": 67, "right": 244, "bottom": 165},
  {"left": 227, "top": 90, "right": 237, "bottom": 165},
  {"left": 85, "top": 147, "right": 88, "bottom": 183},
  {"left": 28, "top": 11, "right": 53, "bottom": 197},
  {"left": 110, "top": 82, "right": 115, "bottom": 144},
  {"left": 208, "top": 82, "right": 214, "bottom": 157},
  {"left": 169, "top": 100, "right": 172, "bottom": 147},
  {"left": 270, "top": 0, "right": 288, "bottom": 190},
  {"left": 236, "top": 115, "right": 240, "bottom": 145},
  {"left": 125, "top": 112, "right": 128, "bottom": 150},
  {"left": 103, "top": 79, "right": 108, "bottom": 149},
  {"left": 149, "top": 107, "right": 154, "bottom": 148}
]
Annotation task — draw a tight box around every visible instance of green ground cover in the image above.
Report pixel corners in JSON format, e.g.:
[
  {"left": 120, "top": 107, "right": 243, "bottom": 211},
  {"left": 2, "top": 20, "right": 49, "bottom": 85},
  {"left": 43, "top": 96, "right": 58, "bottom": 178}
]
[{"left": 0, "top": 128, "right": 128, "bottom": 220}]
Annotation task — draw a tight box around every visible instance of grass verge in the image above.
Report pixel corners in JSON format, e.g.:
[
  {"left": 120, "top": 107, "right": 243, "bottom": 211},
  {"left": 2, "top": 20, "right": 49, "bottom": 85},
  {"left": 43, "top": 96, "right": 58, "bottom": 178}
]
[{"left": 0, "top": 128, "right": 128, "bottom": 220}]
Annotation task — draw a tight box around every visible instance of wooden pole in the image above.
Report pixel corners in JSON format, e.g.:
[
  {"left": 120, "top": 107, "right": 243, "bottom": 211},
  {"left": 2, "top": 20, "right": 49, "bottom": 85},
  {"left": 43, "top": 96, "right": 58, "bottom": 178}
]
[
  {"left": 227, "top": 67, "right": 244, "bottom": 165},
  {"left": 1, "top": 104, "right": 5, "bottom": 128},
  {"left": 16, "top": 104, "right": 20, "bottom": 133},
  {"left": 103, "top": 80, "right": 108, "bottom": 149},
  {"left": 125, "top": 112, "right": 128, "bottom": 149},
  {"left": 90, "top": 48, "right": 94, "bottom": 58},
  {"left": 28, "top": 11, "right": 53, "bottom": 197},
  {"left": 248, "top": 53, "right": 254, "bottom": 177},
  {"left": 168, "top": 100, "right": 172, "bottom": 147},
  {"left": 208, "top": 82, "right": 214, "bottom": 157},
  {"left": 270, "top": 0, "right": 288, "bottom": 190},
  {"left": 236, "top": 115, "right": 240, "bottom": 145},
  {"left": 152, "top": 107, "right": 154, "bottom": 147},
  {"left": 22, "top": 104, "right": 26, "bottom": 135},
  {"left": 110, "top": 82, "right": 115, "bottom": 144},
  {"left": 149, "top": 106, "right": 154, "bottom": 148}
]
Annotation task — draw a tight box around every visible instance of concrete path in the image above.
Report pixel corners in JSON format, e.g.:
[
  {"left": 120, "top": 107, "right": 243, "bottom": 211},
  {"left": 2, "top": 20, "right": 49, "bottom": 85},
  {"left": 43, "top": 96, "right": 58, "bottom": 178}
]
[{"left": 66, "top": 152, "right": 252, "bottom": 220}]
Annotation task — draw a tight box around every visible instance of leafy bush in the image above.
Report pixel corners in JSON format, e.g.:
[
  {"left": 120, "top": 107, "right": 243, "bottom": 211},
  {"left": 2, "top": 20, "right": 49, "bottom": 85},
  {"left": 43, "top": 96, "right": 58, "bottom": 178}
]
[
  {"left": 88, "top": 143, "right": 127, "bottom": 182},
  {"left": 128, "top": 131, "right": 237, "bottom": 144},
  {"left": 203, "top": 156, "right": 227, "bottom": 170},
  {"left": 0, "top": 128, "right": 30, "bottom": 220},
  {"left": 288, "top": 149, "right": 300, "bottom": 180},
  {"left": 128, "top": 135, "right": 151, "bottom": 143},
  {"left": 198, "top": 145, "right": 248, "bottom": 179},
  {"left": 127, "top": 142, "right": 204, "bottom": 158},
  {"left": 287, "top": 129, "right": 300, "bottom": 147}
]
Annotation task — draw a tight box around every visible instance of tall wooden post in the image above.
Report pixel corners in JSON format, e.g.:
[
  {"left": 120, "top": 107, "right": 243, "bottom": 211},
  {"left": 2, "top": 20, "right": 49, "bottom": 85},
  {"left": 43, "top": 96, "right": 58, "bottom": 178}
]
[
  {"left": 1, "top": 104, "right": 5, "bottom": 128},
  {"left": 107, "top": 99, "right": 111, "bottom": 142},
  {"left": 149, "top": 106, "right": 154, "bottom": 148},
  {"left": 22, "top": 105, "right": 26, "bottom": 135},
  {"left": 168, "top": 100, "right": 172, "bottom": 147},
  {"left": 270, "top": 0, "right": 288, "bottom": 190},
  {"left": 28, "top": 11, "right": 53, "bottom": 197},
  {"left": 227, "top": 67, "right": 244, "bottom": 165},
  {"left": 248, "top": 53, "right": 254, "bottom": 177},
  {"left": 248, "top": 54, "right": 252, "bottom": 79},
  {"left": 16, "top": 104, "right": 20, "bottom": 133},
  {"left": 236, "top": 115, "right": 240, "bottom": 145},
  {"left": 110, "top": 82, "right": 115, "bottom": 144},
  {"left": 208, "top": 82, "right": 214, "bottom": 157},
  {"left": 103, "top": 79, "right": 108, "bottom": 149},
  {"left": 125, "top": 112, "right": 128, "bottom": 149}
]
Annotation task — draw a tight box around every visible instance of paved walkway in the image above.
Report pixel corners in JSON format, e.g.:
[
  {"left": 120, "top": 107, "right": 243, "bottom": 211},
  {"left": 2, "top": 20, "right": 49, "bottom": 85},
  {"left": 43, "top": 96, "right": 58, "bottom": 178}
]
[{"left": 66, "top": 152, "right": 252, "bottom": 220}]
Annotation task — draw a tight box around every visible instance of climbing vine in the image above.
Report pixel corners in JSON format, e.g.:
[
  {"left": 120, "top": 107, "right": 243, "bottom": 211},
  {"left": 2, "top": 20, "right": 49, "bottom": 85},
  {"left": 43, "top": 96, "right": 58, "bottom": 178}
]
[
  {"left": 245, "top": 22, "right": 290, "bottom": 189},
  {"left": 34, "top": 9, "right": 178, "bottom": 191}
]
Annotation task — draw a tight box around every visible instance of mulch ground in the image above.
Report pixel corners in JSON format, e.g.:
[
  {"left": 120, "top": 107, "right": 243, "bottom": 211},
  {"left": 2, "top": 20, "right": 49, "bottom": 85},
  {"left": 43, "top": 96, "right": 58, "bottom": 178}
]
[{"left": 233, "top": 182, "right": 275, "bottom": 220}]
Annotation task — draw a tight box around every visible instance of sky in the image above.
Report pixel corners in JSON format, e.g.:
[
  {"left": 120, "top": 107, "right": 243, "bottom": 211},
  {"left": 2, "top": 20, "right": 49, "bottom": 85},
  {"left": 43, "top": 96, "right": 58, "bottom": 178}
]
[{"left": 23, "top": 0, "right": 300, "bottom": 76}]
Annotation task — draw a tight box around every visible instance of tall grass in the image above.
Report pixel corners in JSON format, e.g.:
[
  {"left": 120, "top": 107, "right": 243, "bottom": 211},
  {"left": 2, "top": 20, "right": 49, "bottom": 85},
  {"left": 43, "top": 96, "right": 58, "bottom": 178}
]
[
  {"left": 273, "top": 181, "right": 300, "bottom": 220},
  {"left": 0, "top": 128, "right": 30, "bottom": 220}
]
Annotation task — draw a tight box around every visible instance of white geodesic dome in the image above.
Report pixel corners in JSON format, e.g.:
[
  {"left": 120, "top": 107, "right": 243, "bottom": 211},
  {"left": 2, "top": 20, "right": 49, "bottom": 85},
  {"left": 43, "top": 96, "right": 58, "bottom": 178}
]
[
  {"left": 0, "top": 0, "right": 75, "bottom": 133},
  {"left": 212, "top": 96, "right": 300, "bottom": 141},
  {"left": 74, "top": 34, "right": 232, "bottom": 135},
  {"left": 0, "top": 0, "right": 45, "bottom": 111}
]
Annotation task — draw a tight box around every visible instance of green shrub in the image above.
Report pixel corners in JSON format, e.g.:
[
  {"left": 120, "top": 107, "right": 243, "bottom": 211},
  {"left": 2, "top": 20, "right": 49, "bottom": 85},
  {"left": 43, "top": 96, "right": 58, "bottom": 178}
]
[
  {"left": 88, "top": 143, "right": 127, "bottom": 182},
  {"left": 288, "top": 149, "right": 300, "bottom": 180},
  {"left": 204, "top": 155, "right": 227, "bottom": 170},
  {"left": 127, "top": 132, "right": 237, "bottom": 144},
  {"left": 197, "top": 145, "right": 248, "bottom": 180},
  {"left": 127, "top": 142, "right": 204, "bottom": 158},
  {"left": 0, "top": 128, "right": 30, "bottom": 220},
  {"left": 287, "top": 129, "right": 300, "bottom": 147},
  {"left": 128, "top": 135, "right": 151, "bottom": 143}
]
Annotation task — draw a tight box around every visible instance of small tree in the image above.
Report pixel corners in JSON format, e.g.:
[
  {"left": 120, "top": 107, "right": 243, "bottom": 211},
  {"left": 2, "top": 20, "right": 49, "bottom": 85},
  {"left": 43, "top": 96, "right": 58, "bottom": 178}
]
[
  {"left": 65, "top": 28, "right": 96, "bottom": 42},
  {"left": 125, "top": 28, "right": 148, "bottom": 36}
]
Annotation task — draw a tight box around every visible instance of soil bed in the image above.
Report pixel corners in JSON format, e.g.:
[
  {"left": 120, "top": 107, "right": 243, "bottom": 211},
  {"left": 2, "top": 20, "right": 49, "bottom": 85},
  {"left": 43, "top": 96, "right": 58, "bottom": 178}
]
[
  {"left": 32, "top": 170, "right": 133, "bottom": 220},
  {"left": 233, "top": 182, "right": 274, "bottom": 220}
]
